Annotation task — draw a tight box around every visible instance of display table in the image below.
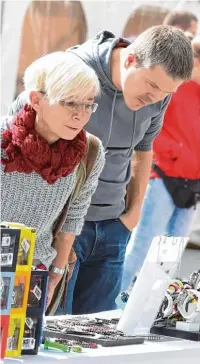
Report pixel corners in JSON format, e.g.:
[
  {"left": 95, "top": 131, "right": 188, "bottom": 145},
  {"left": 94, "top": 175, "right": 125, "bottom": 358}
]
[{"left": 3, "top": 310, "right": 200, "bottom": 364}]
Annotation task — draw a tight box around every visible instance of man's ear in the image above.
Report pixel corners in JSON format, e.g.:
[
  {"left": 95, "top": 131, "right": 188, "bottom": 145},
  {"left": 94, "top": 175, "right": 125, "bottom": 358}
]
[
  {"left": 124, "top": 53, "right": 137, "bottom": 69},
  {"left": 29, "top": 91, "right": 43, "bottom": 112},
  {"left": 193, "top": 56, "right": 200, "bottom": 68}
]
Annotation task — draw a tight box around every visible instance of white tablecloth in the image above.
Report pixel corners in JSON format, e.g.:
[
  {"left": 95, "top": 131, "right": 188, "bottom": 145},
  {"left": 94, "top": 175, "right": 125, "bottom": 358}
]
[{"left": 3, "top": 310, "right": 200, "bottom": 364}]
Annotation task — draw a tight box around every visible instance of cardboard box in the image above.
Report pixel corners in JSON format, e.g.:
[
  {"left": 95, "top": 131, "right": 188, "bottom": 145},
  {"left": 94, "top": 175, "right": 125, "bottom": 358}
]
[
  {"left": 1, "top": 223, "right": 36, "bottom": 272},
  {"left": 22, "top": 315, "right": 43, "bottom": 355},
  {"left": 11, "top": 271, "right": 31, "bottom": 315},
  {"left": 0, "top": 226, "right": 20, "bottom": 272},
  {"left": 6, "top": 314, "right": 25, "bottom": 357},
  {"left": 27, "top": 269, "right": 48, "bottom": 316},
  {"left": 0, "top": 315, "right": 10, "bottom": 358},
  {"left": 1, "top": 272, "right": 15, "bottom": 315}
]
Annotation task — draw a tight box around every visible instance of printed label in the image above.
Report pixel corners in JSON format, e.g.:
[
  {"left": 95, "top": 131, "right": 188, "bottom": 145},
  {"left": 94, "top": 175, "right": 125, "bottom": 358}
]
[
  {"left": 1, "top": 236, "right": 11, "bottom": 247},
  {"left": 32, "top": 285, "right": 42, "bottom": 301},
  {"left": 22, "top": 239, "right": 30, "bottom": 254},
  {"left": 25, "top": 317, "right": 34, "bottom": 329},
  {"left": 0, "top": 253, "right": 13, "bottom": 266},
  {"left": 23, "top": 338, "right": 35, "bottom": 350},
  {"left": 7, "top": 337, "right": 13, "bottom": 351}
]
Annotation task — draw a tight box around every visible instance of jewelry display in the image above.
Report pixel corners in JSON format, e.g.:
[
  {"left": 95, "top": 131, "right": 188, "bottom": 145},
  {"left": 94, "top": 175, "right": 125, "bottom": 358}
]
[{"left": 44, "top": 316, "right": 145, "bottom": 347}]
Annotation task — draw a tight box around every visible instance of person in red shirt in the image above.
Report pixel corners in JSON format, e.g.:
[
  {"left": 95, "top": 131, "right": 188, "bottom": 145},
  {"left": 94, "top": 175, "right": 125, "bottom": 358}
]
[{"left": 121, "top": 35, "right": 200, "bottom": 291}]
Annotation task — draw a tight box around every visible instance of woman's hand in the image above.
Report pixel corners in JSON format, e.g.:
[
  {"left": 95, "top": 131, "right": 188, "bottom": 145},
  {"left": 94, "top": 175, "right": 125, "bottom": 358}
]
[
  {"left": 46, "top": 271, "right": 63, "bottom": 309},
  {"left": 45, "top": 232, "right": 75, "bottom": 309}
]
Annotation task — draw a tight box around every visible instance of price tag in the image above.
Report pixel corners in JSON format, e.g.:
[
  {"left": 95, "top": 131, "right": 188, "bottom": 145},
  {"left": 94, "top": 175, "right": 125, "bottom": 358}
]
[
  {"left": 22, "top": 239, "right": 30, "bottom": 254},
  {"left": 0, "top": 253, "right": 13, "bottom": 266},
  {"left": 2, "top": 236, "right": 11, "bottom": 247},
  {"left": 25, "top": 317, "right": 34, "bottom": 329},
  {"left": 33, "top": 285, "right": 42, "bottom": 301}
]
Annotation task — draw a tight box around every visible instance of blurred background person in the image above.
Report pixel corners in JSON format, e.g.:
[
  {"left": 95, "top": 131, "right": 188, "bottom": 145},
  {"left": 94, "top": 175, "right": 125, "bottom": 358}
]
[
  {"left": 163, "top": 10, "right": 198, "bottom": 37},
  {"left": 122, "top": 4, "right": 169, "bottom": 41},
  {"left": 14, "top": 1, "right": 87, "bottom": 97},
  {"left": 188, "top": 36, "right": 200, "bottom": 251},
  {"left": 121, "top": 33, "right": 200, "bottom": 292}
]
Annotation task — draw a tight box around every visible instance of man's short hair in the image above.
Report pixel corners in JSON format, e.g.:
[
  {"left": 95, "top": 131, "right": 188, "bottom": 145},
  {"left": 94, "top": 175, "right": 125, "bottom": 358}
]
[
  {"left": 163, "top": 11, "right": 198, "bottom": 31},
  {"left": 129, "top": 25, "right": 193, "bottom": 81}
]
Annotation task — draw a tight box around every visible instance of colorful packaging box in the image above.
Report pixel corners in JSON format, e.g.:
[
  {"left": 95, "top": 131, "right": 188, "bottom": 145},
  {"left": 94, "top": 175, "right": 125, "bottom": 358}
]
[
  {"left": 6, "top": 314, "right": 25, "bottom": 357},
  {"left": 1, "top": 272, "right": 15, "bottom": 315},
  {"left": 5, "top": 223, "right": 36, "bottom": 272},
  {"left": 0, "top": 315, "right": 10, "bottom": 359},
  {"left": 1, "top": 223, "right": 36, "bottom": 272},
  {"left": 27, "top": 269, "right": 48, "bottom": 316},
  {"left": 11, "top": 271, "right": 31, "bottom": 315},
  {"left": 22, "top": 315, "right": 43, "bottom": 355},
  {"left": 1, "top": 222, "right": 38, "bottom": 358},
  {"left": 0, "top": 226, "right": 20, "bottom": 272}
]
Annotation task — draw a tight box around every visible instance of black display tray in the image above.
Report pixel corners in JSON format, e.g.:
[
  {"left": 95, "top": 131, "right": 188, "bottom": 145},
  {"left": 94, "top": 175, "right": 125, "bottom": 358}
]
[
  {"left": 43, "top": 328, "right": 144, "bottom": 347},
  {"left": 151, "top": 325, "right": 200, "bottom": 341}
]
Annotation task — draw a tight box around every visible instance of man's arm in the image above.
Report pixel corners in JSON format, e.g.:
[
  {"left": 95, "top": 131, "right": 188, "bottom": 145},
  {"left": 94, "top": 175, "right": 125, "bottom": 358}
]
[
  {"left": 120, "top": 150, "right": 152, "bottom": 231},
  {"left": 120, "top": 95, "right": 171, "bottom": 231}
]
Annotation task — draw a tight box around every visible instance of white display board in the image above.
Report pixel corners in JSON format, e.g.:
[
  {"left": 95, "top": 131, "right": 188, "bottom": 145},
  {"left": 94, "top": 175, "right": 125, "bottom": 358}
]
[
  {"left": 117, "top": 236, "right": 188, "bottom": 335},
  {"left": 1, "top": 0, "right": 200, "bottom": 115}
]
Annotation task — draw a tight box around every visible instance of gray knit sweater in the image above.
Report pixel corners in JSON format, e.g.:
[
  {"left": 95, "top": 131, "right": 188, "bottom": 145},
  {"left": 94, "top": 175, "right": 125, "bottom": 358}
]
[{"left": 1, "top": 117, "right": 105, "bottom": 268}]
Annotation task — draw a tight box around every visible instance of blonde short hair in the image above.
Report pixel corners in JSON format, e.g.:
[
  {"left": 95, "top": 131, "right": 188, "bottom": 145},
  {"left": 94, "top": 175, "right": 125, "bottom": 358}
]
[{"left": 23, "top": 51, "right": 100, "bottom": 105}]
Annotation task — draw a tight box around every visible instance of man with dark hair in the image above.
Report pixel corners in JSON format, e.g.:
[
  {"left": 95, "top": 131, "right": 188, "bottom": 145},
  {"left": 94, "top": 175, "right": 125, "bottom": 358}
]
[
  {"left": 8, "top": 25, "right": 193, "bottom": 314},
  {"left": 121, "top": 34, "right": 200, "bottom": 293},
  {"left": 163, "top": 10, "right": 198, "bottom": 36}
]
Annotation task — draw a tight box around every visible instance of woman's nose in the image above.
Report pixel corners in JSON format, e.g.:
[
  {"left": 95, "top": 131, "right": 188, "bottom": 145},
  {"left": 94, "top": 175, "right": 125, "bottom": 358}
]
[{"left": 71, "top": 108, "right": 86, "bottom": 123}]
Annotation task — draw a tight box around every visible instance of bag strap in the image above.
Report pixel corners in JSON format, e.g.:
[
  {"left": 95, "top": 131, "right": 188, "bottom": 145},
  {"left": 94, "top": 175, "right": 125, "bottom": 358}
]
[
  {"left": 152, "top": 162, "right": 166, "bottom": 179},
  {"left": 71, "top": 134, "right": 99, "bottom": 203},
  {"left": 53, "top": 134, "right": 99, "bottom": 238}
]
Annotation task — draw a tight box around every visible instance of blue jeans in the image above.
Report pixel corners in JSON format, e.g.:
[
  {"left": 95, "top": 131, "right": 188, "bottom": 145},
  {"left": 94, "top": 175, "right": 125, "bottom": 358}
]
[
  {"left": 121, "top": 178, "right": 195, "bottom": 292},
  {"left": 61, "top": 219, "right": 131, "bottom": 314}
]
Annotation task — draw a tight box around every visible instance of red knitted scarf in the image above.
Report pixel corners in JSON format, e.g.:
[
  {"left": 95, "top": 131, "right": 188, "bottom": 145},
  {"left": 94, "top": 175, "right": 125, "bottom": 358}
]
[{"left": 1, "top": 104, "right": 87, "bottom": 184}]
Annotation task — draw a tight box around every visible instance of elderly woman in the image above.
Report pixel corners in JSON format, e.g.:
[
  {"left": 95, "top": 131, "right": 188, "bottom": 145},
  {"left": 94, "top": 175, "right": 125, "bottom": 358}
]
[{"left": 1, "top": 51, "right": 105, "bottom": 307}]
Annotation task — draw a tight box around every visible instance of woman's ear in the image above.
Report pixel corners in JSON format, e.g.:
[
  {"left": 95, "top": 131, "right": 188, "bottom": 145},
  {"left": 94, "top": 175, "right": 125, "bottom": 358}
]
[{"left": 29, "top": 91, "right": 43, "bottom": 112}]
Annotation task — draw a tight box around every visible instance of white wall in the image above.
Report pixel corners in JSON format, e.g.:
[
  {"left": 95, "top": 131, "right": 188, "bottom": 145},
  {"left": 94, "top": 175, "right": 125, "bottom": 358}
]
[
  {"left": 82, "top": 0, "right": 200, "bottom": 38},
  {"left": 1, "top": 0, "right": 200, "bottom": 114}
]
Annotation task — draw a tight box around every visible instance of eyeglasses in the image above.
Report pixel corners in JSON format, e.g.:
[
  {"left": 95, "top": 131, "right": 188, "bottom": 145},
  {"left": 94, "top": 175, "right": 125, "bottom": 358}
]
[
  {"left": 39, "top": 91, "right": 98, "bottom": 114},
  {"left": 59, "top": 100, "right": 98, "bottom": 114}
]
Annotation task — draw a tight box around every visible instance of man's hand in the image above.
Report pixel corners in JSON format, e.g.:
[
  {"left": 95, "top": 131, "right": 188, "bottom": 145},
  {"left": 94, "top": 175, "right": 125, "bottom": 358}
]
[
  {"left": 123, "top": 150, "right": 152, "bottom": 231},
  {"left": 46, "top": 271, "right": 63, "bottom": 309},
  {"left": 119, "top": 206, "right": 141, "bottom": 232}
]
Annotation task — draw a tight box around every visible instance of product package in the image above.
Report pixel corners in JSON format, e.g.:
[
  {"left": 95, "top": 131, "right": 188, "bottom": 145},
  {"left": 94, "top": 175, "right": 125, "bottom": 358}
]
[
  {"left": 27, "top": 269, "right": 48, "bottom": 315},
  {"left": 1, "top": 223, "right": 36, "bottom": 272},
  {"left": 0, "top": 272, "right": 15, "bottom": 315},
  {"left": 22, "top": 315, "right": 43, "bottom": 355},
  {"left": 8, "top": 223, "right": 36, "bottom": 272},
  {"left": 0, "top": 226, "right": 20, "bottom": 272},
  {"left": 11, "top": 271, "right": 31, "bottom": 314},
  {"left": 0, "top": 315, "right": 10, "bottom": 358},
  {"left": 6, "top": 314, "right": 25, "bottom": 357}
]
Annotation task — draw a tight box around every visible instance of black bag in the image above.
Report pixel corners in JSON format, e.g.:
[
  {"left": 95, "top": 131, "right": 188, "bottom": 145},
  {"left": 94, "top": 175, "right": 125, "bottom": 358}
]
[{"left": 152, "top": 164, "right": 200, "bottom": 209}]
